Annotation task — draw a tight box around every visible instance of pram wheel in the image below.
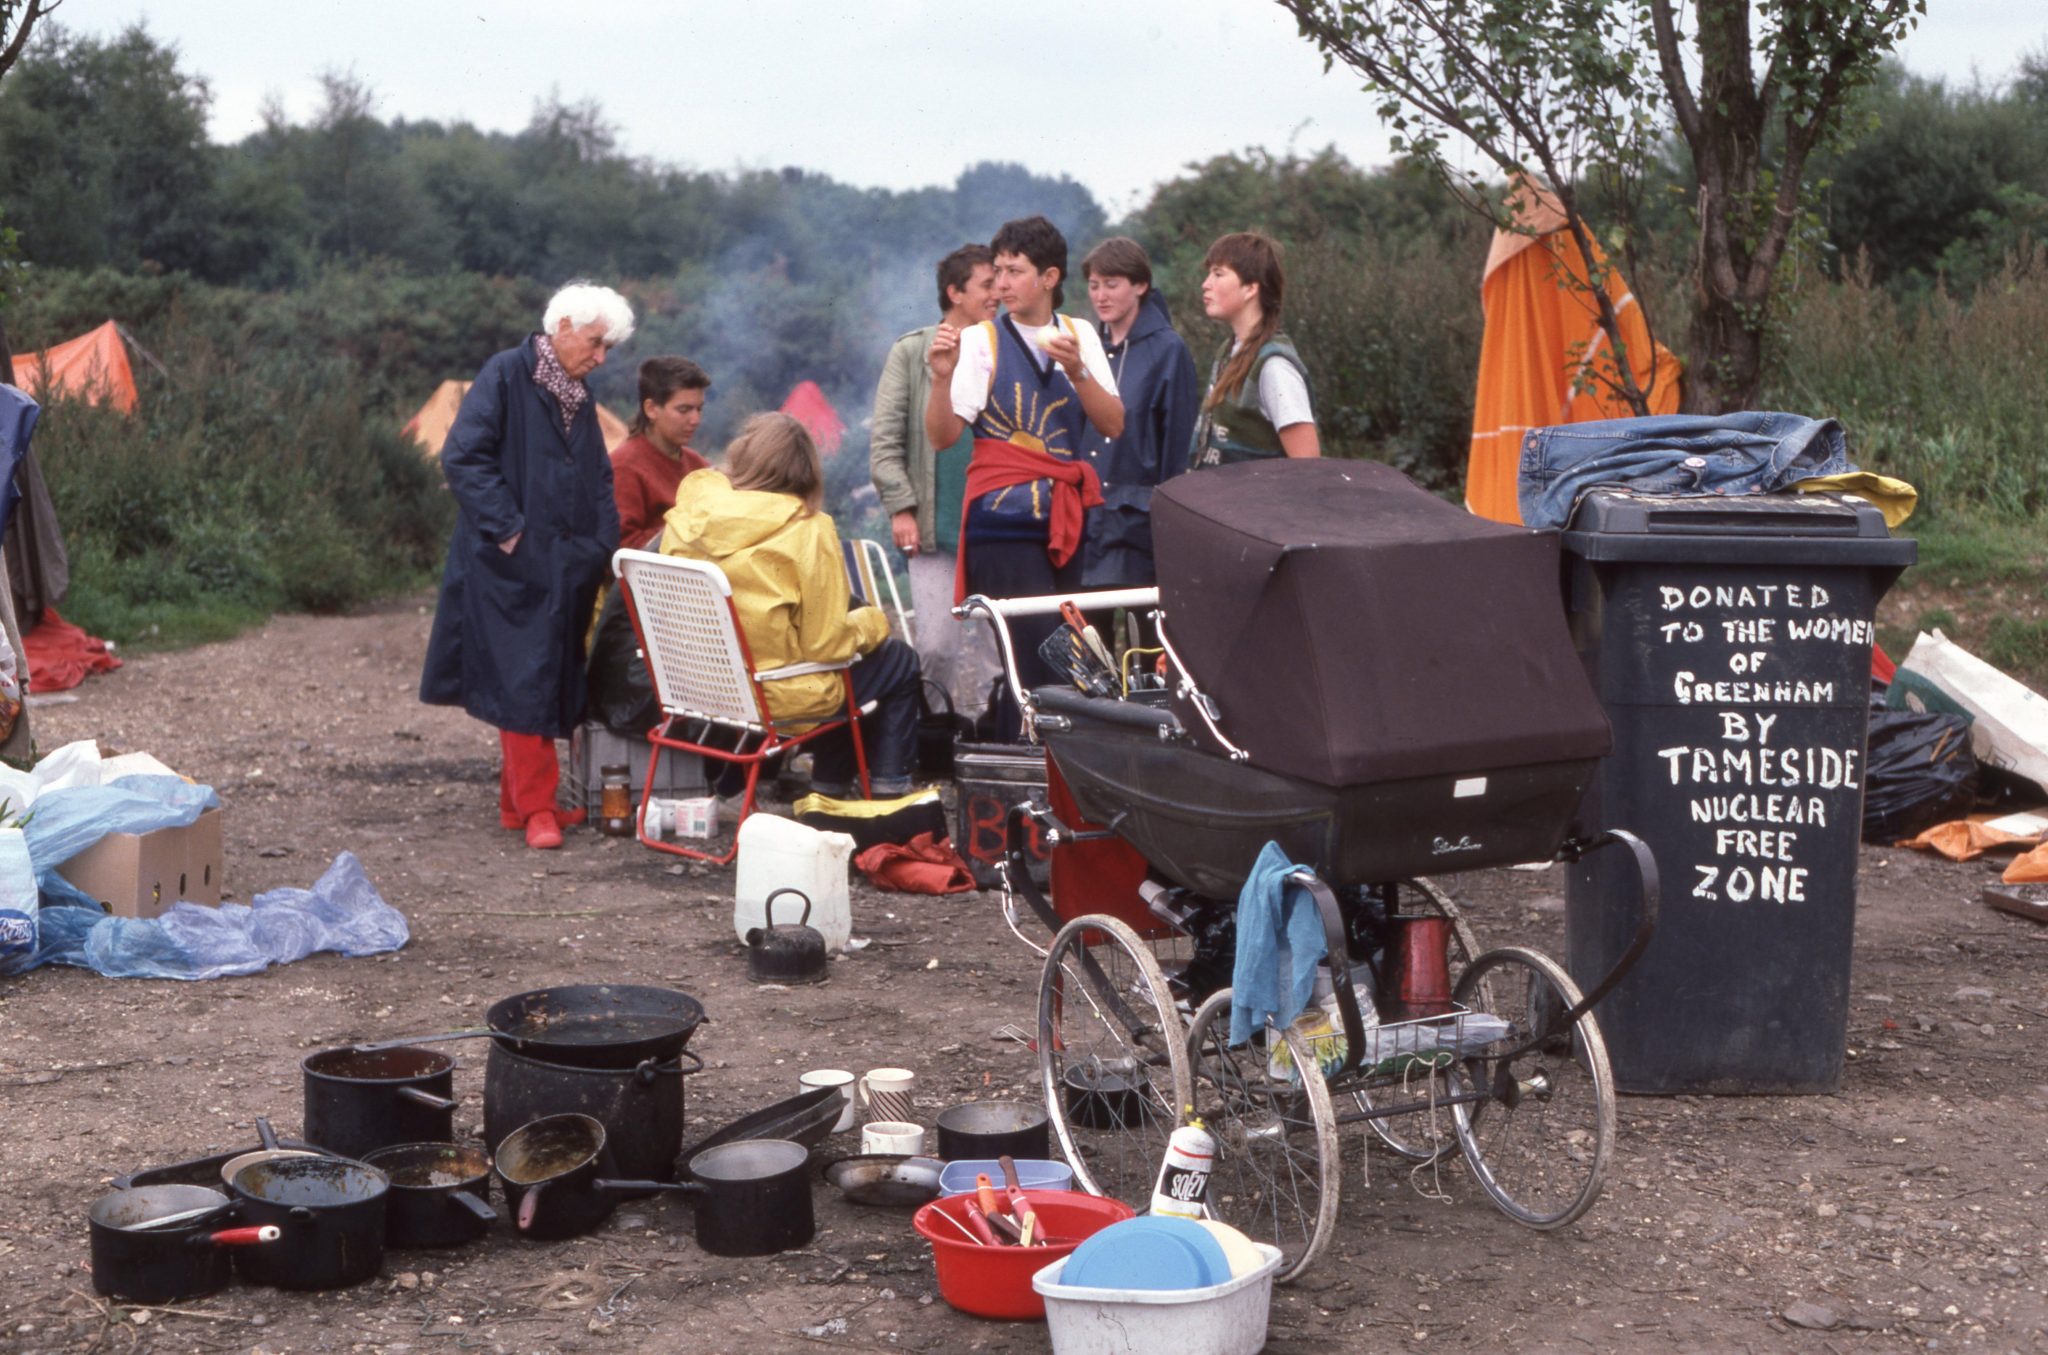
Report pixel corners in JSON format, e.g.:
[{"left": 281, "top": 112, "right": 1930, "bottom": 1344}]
[
  {"left": 1184, "top": 989, "right": 1339, "bottom": 1282},
  {"left": 1358, "top": 877, "right": 1483, "bottom": 1164},
  {"left": 1038, "top": 914, "right": 1193, "bottom": 1210},
  {"left": 1449, "top": 946, "right": 1615, "bottom": 1229}
]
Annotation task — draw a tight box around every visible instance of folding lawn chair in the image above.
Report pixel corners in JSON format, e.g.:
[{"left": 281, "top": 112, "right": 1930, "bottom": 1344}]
[{"left": 612, "top": 548, "right": 872, "bottom": 865}]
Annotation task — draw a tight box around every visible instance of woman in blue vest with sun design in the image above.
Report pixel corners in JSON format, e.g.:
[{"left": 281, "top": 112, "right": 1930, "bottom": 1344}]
[{"left": 923, "top": 215, "right": 1124, "bottom": 736}]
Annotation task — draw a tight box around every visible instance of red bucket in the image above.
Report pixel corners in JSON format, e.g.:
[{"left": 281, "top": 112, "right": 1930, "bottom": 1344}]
[{"left": 912, "top": 1189, "right": 1135, "bottom": 1320}]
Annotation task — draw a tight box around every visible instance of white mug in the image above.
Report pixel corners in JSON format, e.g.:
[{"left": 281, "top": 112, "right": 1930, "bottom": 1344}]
[
  {"left": 858, "top": 1067, "right": 917, "bottom": 1126},
  {"left": 801, "top": 1068, "right": 858, "bottom": 1134},
  {"left": 861, "top": 1120, "right": 925, "bottom": 1156}
]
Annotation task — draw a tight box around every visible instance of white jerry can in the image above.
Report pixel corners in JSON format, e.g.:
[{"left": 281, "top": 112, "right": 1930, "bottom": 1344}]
[{"left": 733, "top": 813, "right": 856, "bottom": 953}]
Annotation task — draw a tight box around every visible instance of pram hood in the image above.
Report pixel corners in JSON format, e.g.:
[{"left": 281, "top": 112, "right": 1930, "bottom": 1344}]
[{"left": 1152, "top": 459, "right": 1611, "bottom": 787}]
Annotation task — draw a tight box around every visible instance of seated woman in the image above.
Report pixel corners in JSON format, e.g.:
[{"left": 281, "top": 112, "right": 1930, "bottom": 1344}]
[{"left": 661, "top": 413, "right": 920, "bottom": 797}]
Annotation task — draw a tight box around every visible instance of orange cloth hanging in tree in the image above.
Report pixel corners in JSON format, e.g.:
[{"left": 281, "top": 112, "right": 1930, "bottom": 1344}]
[{"left": 1465, "top": 185, "right": 1680, "bottom": 525}]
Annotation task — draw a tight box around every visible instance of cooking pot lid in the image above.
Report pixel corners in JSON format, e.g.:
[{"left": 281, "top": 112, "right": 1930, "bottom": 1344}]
[{"left": 690, "top": 1138, "right": 807, "bottom": 1181}]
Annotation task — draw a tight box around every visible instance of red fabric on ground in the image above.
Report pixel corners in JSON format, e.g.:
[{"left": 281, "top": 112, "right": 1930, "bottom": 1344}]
[
  {"left": 854, "top": 831, "right": 976, "bottom": 894},
  {"left": 23, "top": 607, "right": 121, "bottom": 692},
  {"left": 498, "top": 730, "right": 560, "bottom": 827}
]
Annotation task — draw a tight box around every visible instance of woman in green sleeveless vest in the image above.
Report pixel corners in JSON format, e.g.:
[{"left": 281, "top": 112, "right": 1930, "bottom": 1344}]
[{"left": 1188, "top": 231, "right": 1321, "bottom": 470}]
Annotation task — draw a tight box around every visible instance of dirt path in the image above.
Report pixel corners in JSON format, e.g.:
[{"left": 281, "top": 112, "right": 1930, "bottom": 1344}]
[{"left": 0, "top": 596, "right": 2043, "bottom": 1354}]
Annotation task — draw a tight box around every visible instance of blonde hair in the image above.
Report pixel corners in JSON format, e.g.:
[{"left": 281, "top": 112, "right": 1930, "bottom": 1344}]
[{"left": 721, "top": 413, "right": 824, "bottom": 514}]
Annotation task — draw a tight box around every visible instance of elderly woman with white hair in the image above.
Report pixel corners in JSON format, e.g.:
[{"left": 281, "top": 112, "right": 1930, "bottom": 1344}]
[{"left": 420, "top": 282, "right": 635, "bottom": 849}]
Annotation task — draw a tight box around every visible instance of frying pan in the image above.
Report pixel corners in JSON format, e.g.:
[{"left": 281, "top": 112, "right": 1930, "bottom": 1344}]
[
  {"left": 820, "top": 1154, "right": 944, "bottom": 1208},
  {"left": 357, "top": 984, "right": 706, "bottom": 1070},
  {"left": 676, "top": 1086, "right": 842, "bottom": 1177}
]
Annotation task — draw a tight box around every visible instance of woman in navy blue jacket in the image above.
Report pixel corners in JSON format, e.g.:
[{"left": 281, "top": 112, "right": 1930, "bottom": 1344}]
[
  {"left": 1076, "top": 238, "right": 1200, "bottom": 590},
  {"left": 419, "top": 283, "right": 634, "bottom": 849}
]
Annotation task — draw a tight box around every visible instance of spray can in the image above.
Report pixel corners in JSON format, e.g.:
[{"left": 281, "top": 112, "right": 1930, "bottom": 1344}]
[{"left": 1149, "top": 1111, "right": 1215, "bottom": 1219}]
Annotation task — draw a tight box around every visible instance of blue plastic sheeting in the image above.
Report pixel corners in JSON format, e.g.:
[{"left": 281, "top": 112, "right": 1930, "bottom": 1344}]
[
  {"left": 0, "top": 774, "right": 224, "bottom": 975},
  {"left": 29, "top": 851, "right": 408, "bottom": 980}
]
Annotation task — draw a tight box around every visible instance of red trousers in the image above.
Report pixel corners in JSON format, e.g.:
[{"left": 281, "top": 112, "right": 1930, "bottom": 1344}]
[{"left": 498, "top": 731, "right": 559, "bottom": 828}]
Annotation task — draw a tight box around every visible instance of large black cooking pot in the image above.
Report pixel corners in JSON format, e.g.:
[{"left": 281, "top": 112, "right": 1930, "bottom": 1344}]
[
  {"left": 360, "top": 984, "right": 707, "bottom": 1071},
  {"left": 303, "top": 1045, "right": 458, "bottom": 1160},
  {"left": 363, "top": 1142, "right": 497, "bottom": 1249},
  {"left": 88, "top": 1186, "right": 279, "bottom": 1303},
  {"left": 228, "top": 1157, "right": 388, "bottom": 1290},
  {"left": 483, "top": 1043, "right": 700, "bottom": 1190}
]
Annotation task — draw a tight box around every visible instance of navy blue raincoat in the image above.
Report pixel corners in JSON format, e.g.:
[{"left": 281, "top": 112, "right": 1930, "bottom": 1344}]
[
  {"left": 1076, "top": 289, "right": 1200, "bottom": 587},
  {"left": 418, "top": 337, "right": 620, "bottom": 737}
]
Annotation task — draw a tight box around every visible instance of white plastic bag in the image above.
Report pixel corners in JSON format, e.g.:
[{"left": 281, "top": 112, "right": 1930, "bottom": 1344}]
[
  {"left": 0, "top": 826, "right": 39, "bottom": 976},
  {"left": 1891, "top": 630, "right": 2048, "bottom": 795}
]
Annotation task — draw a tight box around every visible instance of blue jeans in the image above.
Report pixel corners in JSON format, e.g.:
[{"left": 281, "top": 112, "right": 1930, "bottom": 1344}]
[
  {"left": 810, "top": 637, "right": 921, "bottom": 795},
  {"left": 1518, "top": 413, "right": 1855, "bottom": 530}
]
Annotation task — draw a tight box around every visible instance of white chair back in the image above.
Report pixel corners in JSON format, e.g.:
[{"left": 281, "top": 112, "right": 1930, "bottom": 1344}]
[{"left": 614, "top": 549, "right": 766, "bottom": 730}]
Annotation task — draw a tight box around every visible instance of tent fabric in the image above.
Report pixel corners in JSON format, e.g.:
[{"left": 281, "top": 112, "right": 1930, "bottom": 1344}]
[
  {"left": 8, "top": 321, "right": 138, "bottom": 414},
  {"left": 404, "top": 379, "right": 629, "bottom": 458},
  {"left": 1466, "top": 184, "right": 1680, "bottom": 525},
  {"left": 1152, "top": 459, "right": 1612, "bottom": 788},
  {"left": 779, "top": 380, "right": 845, "bottom": 455},
  {"left": 23, "top": 607, "right": 120, "bottom": 693}
]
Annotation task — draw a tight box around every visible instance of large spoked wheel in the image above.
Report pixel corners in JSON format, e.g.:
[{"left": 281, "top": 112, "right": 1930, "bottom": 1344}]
[
  {"left": 1039, "top": 914, "right": 1193, "bottom": 1209},
  {"left": 1449, "top": 946, "right": 1615, "bottom": 1229},
  {"left": 1357, "top": 877, "right": 1485, "bottom": 1164},
  {"left": 1184, "top": 989, "right": 1340, "bottom": 1282}
]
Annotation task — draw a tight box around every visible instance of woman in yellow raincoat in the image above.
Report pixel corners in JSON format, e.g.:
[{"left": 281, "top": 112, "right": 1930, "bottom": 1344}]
[{"left": 661, "top": 413, "right": 921, "bottom": 796}]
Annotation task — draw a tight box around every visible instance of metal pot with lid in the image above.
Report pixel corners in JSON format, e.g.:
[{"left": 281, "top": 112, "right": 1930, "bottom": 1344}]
[{"left": 744, "top": 888, "right": 828, "bottom": 985}]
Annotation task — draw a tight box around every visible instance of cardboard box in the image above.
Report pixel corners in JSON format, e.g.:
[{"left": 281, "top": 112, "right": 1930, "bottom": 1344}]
[{"left": 57, "top": 806, "right": 224, "bottom": 918}]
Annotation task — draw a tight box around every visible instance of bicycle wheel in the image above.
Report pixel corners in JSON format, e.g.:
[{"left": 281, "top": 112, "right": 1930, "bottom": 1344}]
[
  {"left": 1038, "top": 914, "right": 1193, "bottom": 1209},
  {"left": 1358, "top": 877, "right": 1484, "bottom": 1163},
  {"left": 1184, "top": 990, "right": 1339, "bottom": 1282},
  {"left": 1449, "top": 946, "right": 1615, "bottom": 1229}
]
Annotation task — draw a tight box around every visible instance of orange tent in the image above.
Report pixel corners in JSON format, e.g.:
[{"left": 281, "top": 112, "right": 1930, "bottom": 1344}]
[
  {"left": 1465, "top": 183, "right": 1680, "bottom": 524},
  {"left": 778, "top": 380, "right": 845, "bottom": 455},
  {"left": 8, "top": 321, "right": 139, "bottom": 413},
  {"left": 402, "top": 379, "right": 630, "bottom": 457}
]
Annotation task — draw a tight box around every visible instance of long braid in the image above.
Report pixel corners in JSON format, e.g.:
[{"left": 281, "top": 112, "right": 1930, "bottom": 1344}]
[{"left": 1201, "top": 232, "right": 1288, "bottom": 410}]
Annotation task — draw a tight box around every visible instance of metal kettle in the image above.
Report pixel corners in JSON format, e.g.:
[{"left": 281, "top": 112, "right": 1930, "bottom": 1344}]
[{"left": 744, "top": 888, "right": 828, "bottom": 985}]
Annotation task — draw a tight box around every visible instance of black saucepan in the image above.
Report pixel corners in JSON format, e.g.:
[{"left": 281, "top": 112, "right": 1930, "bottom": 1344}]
[
  {"left": 495, "top": 1113, "right": 620, "bottom": 1241},
  {"left": 228, "top": 1156, "right": 389, "bottom": 1290},
  {"left": 363, "top": 1142, "right": 497, "bottom": 1249},
  {"left": 934, "top": 1101, "right": 1052, "bottom": 1162},
  {"left": 586, "top": 1140, "right": 818, "bottom": 1256},
  {"left": 358, "top": 984, "right": 707, "bottom": 1070},
  {"left": 303, "top": 1046, "right": 459, "bottom": 1161},
  {"left": 88, "top": 1186, "right": 279, "bottom": 1304}
]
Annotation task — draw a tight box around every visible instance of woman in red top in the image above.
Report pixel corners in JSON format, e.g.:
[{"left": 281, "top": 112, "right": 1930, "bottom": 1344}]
[{"left": 611, "top": 356, "right": 712, "bottom": 549}]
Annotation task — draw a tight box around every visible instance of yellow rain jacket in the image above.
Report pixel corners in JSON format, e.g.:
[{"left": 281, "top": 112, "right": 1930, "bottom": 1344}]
[{"left": 661, "top": 469, "right": 889, "bottom": 726}]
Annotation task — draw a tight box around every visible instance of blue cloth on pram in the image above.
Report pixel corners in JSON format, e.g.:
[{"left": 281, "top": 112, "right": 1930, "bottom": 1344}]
[{"left": 1229, "top": 842, "right": 1329, "bottom": 1045}]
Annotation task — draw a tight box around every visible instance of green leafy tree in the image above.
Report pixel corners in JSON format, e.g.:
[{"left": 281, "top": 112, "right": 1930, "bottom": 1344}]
[{"left": 1280, "top": 0, "right": 1925, "bottom": 414}]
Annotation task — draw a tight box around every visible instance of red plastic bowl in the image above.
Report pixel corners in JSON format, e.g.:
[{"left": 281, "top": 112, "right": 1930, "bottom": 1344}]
[{"left": 912, "top": 1189, "right": 1137, "bottom": 1320}]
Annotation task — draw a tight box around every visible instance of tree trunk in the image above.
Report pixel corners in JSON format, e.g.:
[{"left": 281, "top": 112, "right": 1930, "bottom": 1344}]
[{"left": 1683, "top": 281, "right": 1765, "bottom": 413}]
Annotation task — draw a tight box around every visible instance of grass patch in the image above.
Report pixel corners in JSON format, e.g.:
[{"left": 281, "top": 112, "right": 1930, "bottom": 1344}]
[{"left": 1985, "top": 616, "right": 2048, "bottom": 676}]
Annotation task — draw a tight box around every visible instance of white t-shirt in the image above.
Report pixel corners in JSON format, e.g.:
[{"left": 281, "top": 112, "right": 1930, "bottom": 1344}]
[
  {"left": 950, "top": 314, "right": 1119, "bottom": 424},
  {"left": 1252, "top": 344, "right": 1315, "bottom": 430}
]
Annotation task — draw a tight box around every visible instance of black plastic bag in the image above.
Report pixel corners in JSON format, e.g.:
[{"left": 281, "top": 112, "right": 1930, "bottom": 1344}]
[
  {"left": 1862, "top": 691, "right": 1978, "bottom": 843},
  {"left": 584, "top": 585, "right": 661, "bottom": 737}
]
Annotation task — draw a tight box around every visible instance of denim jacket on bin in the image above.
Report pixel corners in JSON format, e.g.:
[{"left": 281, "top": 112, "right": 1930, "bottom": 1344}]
[{"left": 1517, "top": 412, "right": 1855, "bottom": 530}]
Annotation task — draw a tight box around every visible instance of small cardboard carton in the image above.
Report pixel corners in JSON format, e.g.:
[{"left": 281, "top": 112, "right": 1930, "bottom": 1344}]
[{"left": 57, "top": 806, "right": 224, "bottom": 918}]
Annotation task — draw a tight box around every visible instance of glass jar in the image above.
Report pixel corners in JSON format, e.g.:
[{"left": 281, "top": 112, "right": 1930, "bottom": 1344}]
[{"left": 599, "top": 764, "right": 634, "bottom": 836}]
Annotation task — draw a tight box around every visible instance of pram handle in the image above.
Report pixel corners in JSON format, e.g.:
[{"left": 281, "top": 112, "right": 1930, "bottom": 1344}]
[
  {"left": 1286, "top": 869, "right": 1370, "bottom": 1081},
  {"left": 954, "top": 589, "right": 1163, "bottom": 741},
  {"left": 1551, "top": 828, "right": 1660, "bottom": 1024}
]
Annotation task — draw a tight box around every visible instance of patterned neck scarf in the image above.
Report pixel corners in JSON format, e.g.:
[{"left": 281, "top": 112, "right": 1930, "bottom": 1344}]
[{"left": 532, "top": 334, "right": 589, "bottom": 434}]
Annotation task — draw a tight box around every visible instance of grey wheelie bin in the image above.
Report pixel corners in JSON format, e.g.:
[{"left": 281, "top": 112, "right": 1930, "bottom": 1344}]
[{"left": 1561, "top": 490, "right": 1916, "bottom": 1093}]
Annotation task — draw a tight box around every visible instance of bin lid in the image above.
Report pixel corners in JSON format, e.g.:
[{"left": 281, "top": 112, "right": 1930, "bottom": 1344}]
[{"left": 1562, "top": 490, "right": 1918, "bottom": 566}]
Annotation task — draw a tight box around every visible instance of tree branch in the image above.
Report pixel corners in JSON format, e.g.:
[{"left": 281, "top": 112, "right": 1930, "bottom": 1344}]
[
  {"left": 0, "top": 0, "right": 52, "bottom": 82},
  {"left": 1647, "top": 0, "right": 1704, "bottom": 146}
]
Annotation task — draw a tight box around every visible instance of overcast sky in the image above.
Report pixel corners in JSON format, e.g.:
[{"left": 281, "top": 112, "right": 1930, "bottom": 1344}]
[{"left": 64, "top": 0, "right": 2048, "bottom": 216}]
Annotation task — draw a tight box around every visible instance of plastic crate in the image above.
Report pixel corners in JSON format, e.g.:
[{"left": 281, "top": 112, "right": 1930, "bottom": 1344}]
[{"left": 561, "top": 723, "right": 706, "bottom": 815}]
